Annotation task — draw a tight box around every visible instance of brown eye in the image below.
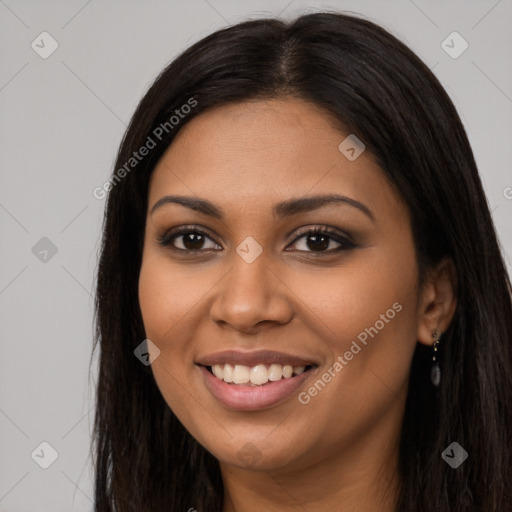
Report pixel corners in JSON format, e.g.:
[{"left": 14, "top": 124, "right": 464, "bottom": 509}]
[
  {"left": 157, "top": 227, "right": 221, "bottom": 252},
  {"left": 177, "top": 232, "right": 208, "bottom": 251},
  {"left": 287, "top": 227, "right": 355, "bottom": 253}
]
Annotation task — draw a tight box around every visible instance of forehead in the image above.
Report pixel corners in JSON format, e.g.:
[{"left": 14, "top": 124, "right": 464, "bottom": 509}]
[{"left": 148, "top": 98, "right": 400, "bottom": 218}]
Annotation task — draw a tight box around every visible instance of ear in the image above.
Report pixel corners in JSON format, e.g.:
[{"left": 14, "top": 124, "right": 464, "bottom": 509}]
[{"left": 417, "top": 257, "right": 458, "bottom": 346}]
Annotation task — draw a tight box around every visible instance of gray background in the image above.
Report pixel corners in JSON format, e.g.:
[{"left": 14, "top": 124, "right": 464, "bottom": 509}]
[{"left": 1, "top": 0, "right": 511, "bottom": 510}]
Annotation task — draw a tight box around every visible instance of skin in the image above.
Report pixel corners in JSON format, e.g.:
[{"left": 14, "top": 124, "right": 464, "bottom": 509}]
[{"left": 138, "top": 97, "right": 457, "bottom": 512}]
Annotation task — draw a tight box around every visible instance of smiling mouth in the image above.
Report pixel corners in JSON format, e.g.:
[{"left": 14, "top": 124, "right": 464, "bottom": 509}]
[{"left": 204, "top": 363, "right": 317, "bottom": 386}]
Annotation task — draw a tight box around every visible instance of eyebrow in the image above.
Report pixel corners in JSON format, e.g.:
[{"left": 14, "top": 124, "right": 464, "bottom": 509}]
[{"left": 150, "top": 193, "right": 375, "bottom": 222}]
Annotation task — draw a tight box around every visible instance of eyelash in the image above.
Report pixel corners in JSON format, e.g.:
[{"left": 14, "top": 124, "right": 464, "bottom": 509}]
[{"left": 156, "top": 224, "right": 356, "bottom": 255}]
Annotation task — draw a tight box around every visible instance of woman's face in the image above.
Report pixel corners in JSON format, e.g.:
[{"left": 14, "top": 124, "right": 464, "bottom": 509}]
[{"left": 138, "top": 97, "right": 423, "bottom": 472}]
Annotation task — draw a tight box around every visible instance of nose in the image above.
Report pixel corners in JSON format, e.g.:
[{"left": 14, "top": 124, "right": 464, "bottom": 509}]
[{"left": 209, "top": 252, "right": 293, "bottom": 334}]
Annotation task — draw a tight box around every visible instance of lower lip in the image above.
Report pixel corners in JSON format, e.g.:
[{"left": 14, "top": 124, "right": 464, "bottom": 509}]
[{"left": 198, "top": 365, "right": 315, "bottom": 411}]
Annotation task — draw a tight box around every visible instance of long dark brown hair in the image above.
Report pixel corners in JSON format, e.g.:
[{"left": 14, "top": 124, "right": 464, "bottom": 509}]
[{"left": 92, "top": 11, "right": 512, "bottom": 511}]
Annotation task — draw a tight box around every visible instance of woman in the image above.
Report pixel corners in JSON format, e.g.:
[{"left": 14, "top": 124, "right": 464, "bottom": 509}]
[{"left": 92, "top": 12, "right": 512, "bottom": 511}]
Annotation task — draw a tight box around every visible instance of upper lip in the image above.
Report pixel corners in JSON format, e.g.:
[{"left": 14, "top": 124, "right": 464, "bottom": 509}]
[{"left": 196, "top": 350, "right": 318, "bottom": 368}]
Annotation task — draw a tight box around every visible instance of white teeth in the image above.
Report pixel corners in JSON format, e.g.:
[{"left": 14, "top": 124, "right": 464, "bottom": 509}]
[
  {"left": 250, "top": 364, "right": 269, "bottom": 385},
  {"left": 282, "top": 365, "right": 293, "bottom": 378},
  {"left": 223, "top": 364, "right": 234, "bottom": 383},
  {"left": 232, "top": 365, "right": 250, "bottom": 384},
  {"left": 212, "top": 364, "right": 223, "bottom": 379},
  {"left": 210, "top": 363, "right": 310, "bottom": 385},
  {"left": 268, "top": 364, "right": 283, "bottom": 381},
  {"left": 294, "top": 365, "right": 305, "bottom": 375}
]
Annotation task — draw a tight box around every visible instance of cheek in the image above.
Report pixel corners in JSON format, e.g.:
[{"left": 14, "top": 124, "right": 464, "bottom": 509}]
[
  {"left": 291, "top": 248, "right": 420, "bottom": 430},
  {"left": 286, "top": 247, "right": 418, "bottom": 348},
  {"left": 138, "top": 253, "right": 201, "bottom": 424},
  {"left": 138, "top": 250, "right": 208, "bottom": 342},
  {"left": 137, "top": 253, "right": 197, "bottom": 403},
  {"left": 137, "top": 248, "right": 223, "bottom": 402}
]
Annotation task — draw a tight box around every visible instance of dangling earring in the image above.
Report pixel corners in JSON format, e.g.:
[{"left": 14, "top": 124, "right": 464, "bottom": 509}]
[{"left": 430, "top": 330, "right": 441, "bottom": 387}]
